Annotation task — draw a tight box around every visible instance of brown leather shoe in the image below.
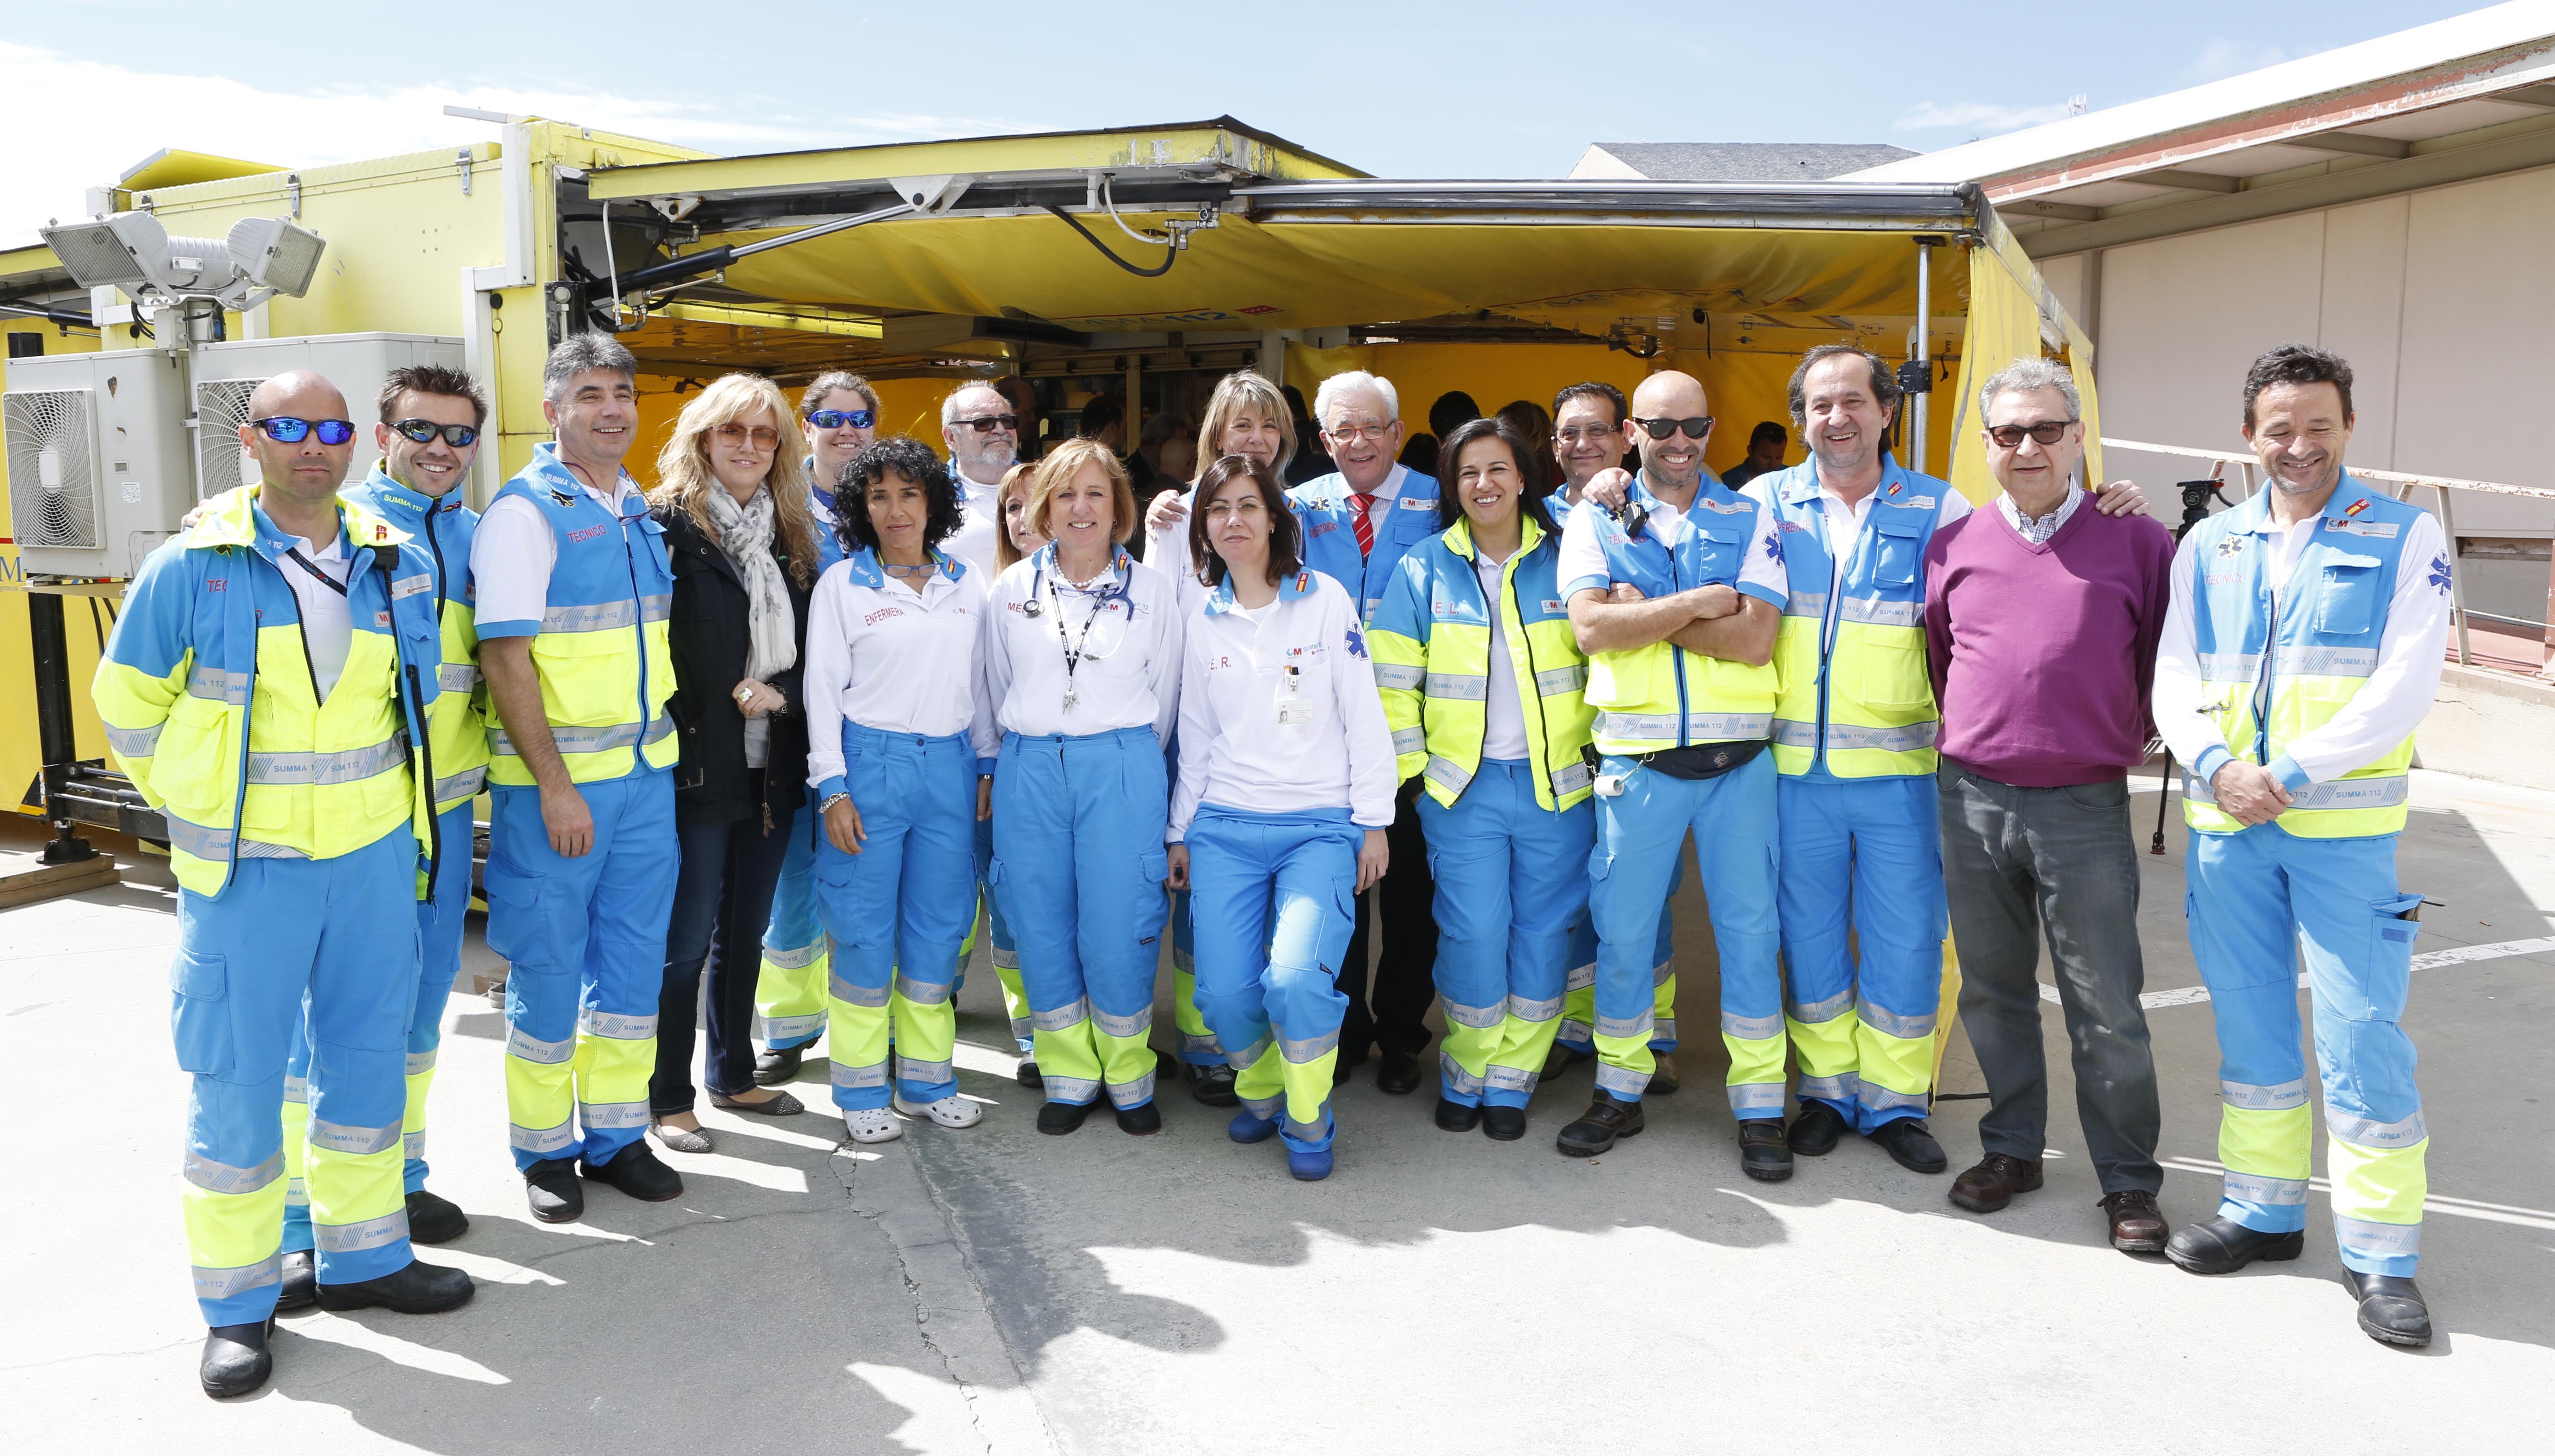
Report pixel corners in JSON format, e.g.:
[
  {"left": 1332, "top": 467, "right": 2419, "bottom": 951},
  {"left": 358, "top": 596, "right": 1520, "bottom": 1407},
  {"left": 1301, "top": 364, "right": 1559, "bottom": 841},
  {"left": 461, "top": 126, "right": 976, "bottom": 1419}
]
[
  {"left": 1949, "top": 1152, "right": 2043, "bottom": 1213},
  {"left": 2101, "top": 1189, "right": 2169, "bottom": 1254}
]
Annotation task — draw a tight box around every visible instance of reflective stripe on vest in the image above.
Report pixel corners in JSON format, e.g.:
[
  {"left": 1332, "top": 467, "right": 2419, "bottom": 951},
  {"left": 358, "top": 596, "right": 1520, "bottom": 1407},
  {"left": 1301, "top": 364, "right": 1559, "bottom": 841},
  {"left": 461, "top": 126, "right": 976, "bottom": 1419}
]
[{"left": 1574, "top": 479, "right": 1777, "bottom": 757}]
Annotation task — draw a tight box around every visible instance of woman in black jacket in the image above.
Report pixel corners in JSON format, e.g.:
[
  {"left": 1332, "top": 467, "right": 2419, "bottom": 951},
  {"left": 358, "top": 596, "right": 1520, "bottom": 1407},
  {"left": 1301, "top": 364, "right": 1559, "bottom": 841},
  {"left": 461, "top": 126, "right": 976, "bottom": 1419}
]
[{"left": 645, "top": 373, "right": 823, "bottom": 1151}]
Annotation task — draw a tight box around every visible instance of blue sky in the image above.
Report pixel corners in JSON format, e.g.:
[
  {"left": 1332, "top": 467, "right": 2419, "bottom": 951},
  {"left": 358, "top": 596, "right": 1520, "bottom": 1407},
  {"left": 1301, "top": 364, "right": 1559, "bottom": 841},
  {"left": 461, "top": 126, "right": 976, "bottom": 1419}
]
[{"left": 3, "top": 0, "right": 2499, "bottom": 242}]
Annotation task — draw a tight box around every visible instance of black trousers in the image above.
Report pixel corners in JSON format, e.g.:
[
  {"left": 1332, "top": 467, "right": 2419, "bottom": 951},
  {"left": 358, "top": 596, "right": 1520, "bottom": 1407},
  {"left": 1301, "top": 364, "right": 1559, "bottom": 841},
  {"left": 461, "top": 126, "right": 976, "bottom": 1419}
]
[
  {"left": 652, "top": 778, "right": 794, "bottom": 1112},
  {"left": 1337, "top": 778, "right": 1438, "bottom": 1062}
]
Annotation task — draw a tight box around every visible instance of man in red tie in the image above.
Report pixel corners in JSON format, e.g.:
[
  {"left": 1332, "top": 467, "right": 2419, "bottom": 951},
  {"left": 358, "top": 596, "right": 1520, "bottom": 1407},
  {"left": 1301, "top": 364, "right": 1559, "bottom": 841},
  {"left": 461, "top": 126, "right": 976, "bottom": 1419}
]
[{"left": 1288, "top": 371, "right": 1449, "bottom": 1094}]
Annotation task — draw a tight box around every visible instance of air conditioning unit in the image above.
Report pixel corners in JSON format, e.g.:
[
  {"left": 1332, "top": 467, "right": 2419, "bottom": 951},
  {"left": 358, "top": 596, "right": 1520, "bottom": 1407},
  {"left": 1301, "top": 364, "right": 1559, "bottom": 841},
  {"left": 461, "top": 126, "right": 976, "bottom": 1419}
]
[
  {"left": 3, "top": 347, "right": 193, "bottom": 580},
  {"left": 188, "top": 332, "right": 467, "bottom": 500}
]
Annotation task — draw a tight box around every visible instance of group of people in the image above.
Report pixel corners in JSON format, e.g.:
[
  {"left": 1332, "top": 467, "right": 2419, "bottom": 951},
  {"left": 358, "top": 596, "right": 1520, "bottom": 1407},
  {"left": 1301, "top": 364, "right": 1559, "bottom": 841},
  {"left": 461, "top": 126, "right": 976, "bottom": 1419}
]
[{"left": 99, "top": 328, "right": 2451, "bottom": 1398}]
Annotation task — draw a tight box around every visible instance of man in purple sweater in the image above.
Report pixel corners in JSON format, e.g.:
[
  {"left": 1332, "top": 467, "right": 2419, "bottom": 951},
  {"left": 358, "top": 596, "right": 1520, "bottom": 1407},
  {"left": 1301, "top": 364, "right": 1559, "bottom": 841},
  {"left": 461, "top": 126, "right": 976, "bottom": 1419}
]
[{"left": 1923, "top": 359, "right": 2177, "bottom": 1255}]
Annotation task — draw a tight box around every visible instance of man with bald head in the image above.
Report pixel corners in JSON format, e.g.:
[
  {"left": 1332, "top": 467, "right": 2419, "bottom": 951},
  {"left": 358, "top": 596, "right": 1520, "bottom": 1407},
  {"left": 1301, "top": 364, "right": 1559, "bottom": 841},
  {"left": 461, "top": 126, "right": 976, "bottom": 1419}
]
[
  {"left": 1554, "top": 369, "right": 1791, "bottom": 1172},
  {"left": 97, "top": 370, "right": 472, "bottom": 1396}
]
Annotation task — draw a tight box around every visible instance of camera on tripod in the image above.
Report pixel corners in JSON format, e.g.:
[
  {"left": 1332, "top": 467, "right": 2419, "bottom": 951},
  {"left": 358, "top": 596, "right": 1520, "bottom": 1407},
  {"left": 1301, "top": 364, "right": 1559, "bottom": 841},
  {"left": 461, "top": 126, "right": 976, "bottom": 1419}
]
[{"left": 2175, "top": 472, "right": 2232, "bottom": 541}]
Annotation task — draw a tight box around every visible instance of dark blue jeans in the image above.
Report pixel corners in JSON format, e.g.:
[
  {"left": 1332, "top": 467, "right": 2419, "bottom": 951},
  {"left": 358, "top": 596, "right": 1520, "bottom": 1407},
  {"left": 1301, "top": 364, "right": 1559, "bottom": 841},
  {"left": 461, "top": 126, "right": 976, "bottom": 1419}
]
[{"left": 653, "top": 787, "right": 796, "bottom": 1112}]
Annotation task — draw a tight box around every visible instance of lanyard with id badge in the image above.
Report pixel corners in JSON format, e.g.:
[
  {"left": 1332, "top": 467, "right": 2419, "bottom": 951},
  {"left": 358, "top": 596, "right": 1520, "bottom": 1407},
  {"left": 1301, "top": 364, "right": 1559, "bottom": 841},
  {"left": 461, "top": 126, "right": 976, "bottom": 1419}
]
[{"left": 1275, "top": 663, "right": 1313, "bottom": 728}]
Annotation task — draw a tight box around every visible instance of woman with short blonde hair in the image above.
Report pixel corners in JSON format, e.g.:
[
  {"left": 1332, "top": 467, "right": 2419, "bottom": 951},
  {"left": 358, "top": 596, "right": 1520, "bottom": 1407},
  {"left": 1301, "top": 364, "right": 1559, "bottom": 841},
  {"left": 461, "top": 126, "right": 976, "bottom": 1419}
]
[{"left": 643, "top": 372, "right": 824, "bottom": 1149}]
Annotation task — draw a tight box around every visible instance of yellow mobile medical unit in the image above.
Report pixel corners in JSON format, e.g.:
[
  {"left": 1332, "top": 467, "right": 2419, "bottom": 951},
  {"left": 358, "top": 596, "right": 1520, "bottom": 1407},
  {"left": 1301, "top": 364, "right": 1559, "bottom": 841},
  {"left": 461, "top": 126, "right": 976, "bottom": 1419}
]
[{"left": 2, "top": 117, "right": 2096, "bottom": 1030}]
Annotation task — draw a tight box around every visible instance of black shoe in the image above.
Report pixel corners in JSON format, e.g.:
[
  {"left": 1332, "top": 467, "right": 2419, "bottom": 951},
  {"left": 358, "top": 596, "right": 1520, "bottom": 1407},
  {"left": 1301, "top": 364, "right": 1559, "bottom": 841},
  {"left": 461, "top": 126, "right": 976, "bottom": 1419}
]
[
  {"left": 315, "top": 1258, "right": 474, "bottom": 1315},
  {"left": 275, "top": 1249, "right": 317, "bottom": 1311},
  {"left": 1014, "top": 1057, "right": 1042, "bottom": 1089},
  {"left": 2165, "top": 1216, "right": 2307, "bottom": 1275},
  {"left": 1739, "top": 1118, "right": 1794, "bottom": 1182},
  {"left": 580, "top": 1144, "right": 683, "bottom": 1202},
  {"left": 524, "top": 1157, "right": 583, "bottom": 1223},
  {"left": 1184, "top": 1062, "right": 1240, "bottom": 1107},
  {"left": 1787, "top": 1100, "right": 1847, "bottom": 1156},
  {"left": 1555, "top": 1092, "right": 1645, "bottom": 1157},
  {"left": 1869, "top": 1118, "right": 1948, "bottom": 1174},
  {"left": 1332, "top": 1052, "right": 1367, "bottom": 1088},
  {"left": 2344, "top": 1269, "right": 2432, "bottom": 1348},
  {"left": 1037, "top": 1100, "right": 1095, "bottom": 1136},
  {"left": 404, "top": 1188, "right": 468, "bottom": 1245},
  {"left": 1114, "top": 1101, "right": 1163, "bottom": 1136},
  {"left": 753, "top": 1044, "right": 804, "bottom": 1087},
  {"left": 200, "top": 1317, "right": 274, "bottom": 1399},
  {"left": 1481, "top": 1106, "right": 1526, "bottom": 1142},
  {"left": 1434, "top": 1097, "right": 1481, "bottom": 1132},
  {"left": 1377, "top": 1051, "right": 1423, "bottom": 1096}
]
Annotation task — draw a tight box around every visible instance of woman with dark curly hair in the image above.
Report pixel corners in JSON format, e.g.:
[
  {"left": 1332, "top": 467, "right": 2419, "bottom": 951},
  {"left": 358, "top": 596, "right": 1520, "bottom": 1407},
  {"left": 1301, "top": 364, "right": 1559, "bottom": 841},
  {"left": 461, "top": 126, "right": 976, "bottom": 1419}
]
[{"left": 803, "top": 437, "right": 989, "bottom": 1144}]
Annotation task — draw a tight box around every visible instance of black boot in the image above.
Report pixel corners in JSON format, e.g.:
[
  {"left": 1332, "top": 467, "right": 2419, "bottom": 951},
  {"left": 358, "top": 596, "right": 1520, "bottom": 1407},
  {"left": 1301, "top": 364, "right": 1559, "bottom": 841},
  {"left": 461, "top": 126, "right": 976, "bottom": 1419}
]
[
  {"left": 2165, "top": 1216, "right": 2307, "bottom": 1274},
  {"left": 2344, "top": 1269, "right": 2432, "bottom": 1348},
  {"left": 580, "top": 1144, "right": 683, "bottom": 1202},
  {"left": 1114, "top": 1101, "right": 1163, "bottom": 1136},
  {"left": 1786, "top": 1100, "right": 1847, "bottom": 1156},
  {"left": 1739, "top": 1119, "right": 1794, "bottom": 1182},
  {"left": 1434, "top": 1098, "right": 1482, "bottom": 1132},
  {"left": 315, "top": 1258, "right": 475, "bottom": 1314},
  {"left": 1555, "top": 1092, "right": 1644, "bottom": 1157},
  {"left": 200, "top": 1317, "right": 274, "bottom": 1399},
  {"left": 1037, "top": 1100, "right": 1094, "bottom": 1136},
  {"left": 1376, "top": 1050, "right": 1423, "bottom": 1096},
  {"left": 1184, "top": 1062, "right": 1240, "bottom": 1107},
  {"left": 1869, "top": 1118, "right": 1947, "bottom": 1174},
  {"left": 753, "top": 1043, "right": 805, "bottom": 1086},
  {"left": 275, "top": 1250, "right": 317, "bottom": 1311},
  {"left": 1480, "top": 1106, "right": 1527, "bottom": 1142},
  {"left": 524, "top": 1157, "right": 583, "bottom": 1223},
  {"left": 404, "top": 1188, "right": 468, "bottom": 1245},
  {"left": 1014, "top": 1057, "right": 1042, "bottom": 1089}
]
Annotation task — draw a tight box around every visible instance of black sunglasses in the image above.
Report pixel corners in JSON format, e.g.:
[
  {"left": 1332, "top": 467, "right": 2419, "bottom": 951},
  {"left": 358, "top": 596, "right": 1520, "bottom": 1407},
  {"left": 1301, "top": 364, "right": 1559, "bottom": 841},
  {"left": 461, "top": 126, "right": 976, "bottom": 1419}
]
[
  {"left": 1986, "top": 419, "right": 2078, "bottom": 448},
  {"left": 254, "top": 417, "right": 356, "bottom": 446},
  {"left": 1630, "top": 415, "right": 1714, "bottom": 441},
  {"left": 391, "top": 418, "right": 481, "bottom": 448},
  {"left": 955, "top": 414, "right": 1019, "bottom": 434},
  {"left": 809, "top": 409, "right": 875, "bottom": 430}
]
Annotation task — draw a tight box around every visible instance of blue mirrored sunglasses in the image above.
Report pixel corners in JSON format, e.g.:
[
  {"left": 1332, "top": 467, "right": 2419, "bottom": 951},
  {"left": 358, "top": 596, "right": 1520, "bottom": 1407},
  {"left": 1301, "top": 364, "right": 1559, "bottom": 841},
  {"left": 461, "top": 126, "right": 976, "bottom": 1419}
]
[
  {"left": 253, "top": 416, "right": 356, "bottom": 446},
  {"left": 392, "top": 418, "right": 481, "bottom": 448},
  {"left": 808, "top": 409, "right": 874, "bottom": 430}
]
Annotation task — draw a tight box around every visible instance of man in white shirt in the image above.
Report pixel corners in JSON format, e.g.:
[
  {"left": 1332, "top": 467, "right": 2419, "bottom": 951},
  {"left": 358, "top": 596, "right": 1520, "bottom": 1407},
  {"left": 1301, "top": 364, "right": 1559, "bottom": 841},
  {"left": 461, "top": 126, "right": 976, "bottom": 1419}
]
[
  {"left": 941, "top": 382, "right": 1020, "bottom": 578},
  {"left": 2151, "top": 345, "right": 2449, "bottom": 1348}
]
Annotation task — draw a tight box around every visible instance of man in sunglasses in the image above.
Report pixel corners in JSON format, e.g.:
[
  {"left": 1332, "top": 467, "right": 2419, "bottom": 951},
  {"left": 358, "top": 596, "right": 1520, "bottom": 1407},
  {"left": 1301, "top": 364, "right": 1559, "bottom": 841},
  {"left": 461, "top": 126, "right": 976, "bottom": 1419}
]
[
  {"left": 1555, "top": 369, "right": 1790, "bottom": 1170},
  {"left": 745, "top": 371, "right": 882, "bottom": 1089},
  {"left": 472, "top": 333, "right": 686, "bottom": 1223},
  {"left": 96, "top": 370, "right": 473, "bottom": 1396},
  {"left": 940, "top": 381, "right": 1023, "bottom": 578},
  {"left": 1923, "top": 358, "right": 2174, "bottom": 1253}
]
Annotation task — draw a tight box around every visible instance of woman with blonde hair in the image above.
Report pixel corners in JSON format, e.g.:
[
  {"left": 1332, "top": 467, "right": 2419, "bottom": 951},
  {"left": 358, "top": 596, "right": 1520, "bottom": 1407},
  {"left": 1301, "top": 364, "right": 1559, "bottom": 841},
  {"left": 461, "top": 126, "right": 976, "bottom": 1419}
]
[
  {"left": 977, "top": 437, "right": 1183, "bottom": 1134},
  {"left": 994, "top": 462, "right": 1045, "bottom": 573},
  {"left": 645, "top": 373, "right": 821, "bottom": 1151}
]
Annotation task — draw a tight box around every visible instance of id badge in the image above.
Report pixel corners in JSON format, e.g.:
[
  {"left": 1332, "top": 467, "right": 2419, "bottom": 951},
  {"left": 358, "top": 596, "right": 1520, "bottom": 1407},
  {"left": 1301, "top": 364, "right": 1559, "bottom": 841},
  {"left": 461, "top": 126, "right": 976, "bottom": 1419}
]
[{"left": 1275, "top": 666, "right": 1311, "bottom": 727}]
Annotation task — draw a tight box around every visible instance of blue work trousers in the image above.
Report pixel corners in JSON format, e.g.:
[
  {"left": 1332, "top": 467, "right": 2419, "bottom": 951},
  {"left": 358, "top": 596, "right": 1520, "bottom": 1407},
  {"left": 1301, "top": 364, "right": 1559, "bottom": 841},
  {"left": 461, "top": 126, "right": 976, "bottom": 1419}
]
[
  {"left": 487, "top": 770, "right": 678, "bottom": 1172},
  {"left": 993, "top": 727, "right": 1171, "bottom": 1108},
  {"left": 1589, "top": 752, "right": 1785, "bottom": 1114},
  {"left": 177, "top": 826, "right": 418, "bottom": 1325},
  {"left": 1186, "top": 805, "right": 1361, "bottom": 1153},
  {"left": 1776, "top": 772, "right": 1946, "bottom": 1131},
  {"left": 757, "top": 788, "right": 828, "bottom": 1051},
  {"left": 1417, "top": 759, "right": 1590, "bottom": 1107}
]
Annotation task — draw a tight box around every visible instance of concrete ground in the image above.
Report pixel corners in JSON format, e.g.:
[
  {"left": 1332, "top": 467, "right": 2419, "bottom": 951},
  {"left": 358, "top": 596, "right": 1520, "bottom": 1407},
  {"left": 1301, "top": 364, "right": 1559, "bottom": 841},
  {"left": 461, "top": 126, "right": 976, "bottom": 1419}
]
[{"left": 2, "top": 763, "right": 2549, "bottom": 1454}]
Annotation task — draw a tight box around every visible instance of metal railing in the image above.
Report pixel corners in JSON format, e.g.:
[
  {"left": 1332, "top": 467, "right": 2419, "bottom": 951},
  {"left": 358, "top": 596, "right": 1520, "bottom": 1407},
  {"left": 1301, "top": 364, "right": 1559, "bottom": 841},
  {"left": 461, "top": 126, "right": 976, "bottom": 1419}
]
[{"left": 2102, "top": 437, "right": 2555, "bottom": 670}]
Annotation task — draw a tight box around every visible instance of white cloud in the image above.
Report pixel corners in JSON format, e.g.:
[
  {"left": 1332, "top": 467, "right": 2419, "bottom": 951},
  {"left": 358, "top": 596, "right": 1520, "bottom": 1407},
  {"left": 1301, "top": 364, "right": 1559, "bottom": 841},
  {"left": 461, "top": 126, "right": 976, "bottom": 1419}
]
[
  {"left": 2188, "top": 37, "right": 2287, "bottom": 81},
  {"left": 0, "top": 44, "right": 1022, "bottom": 247},
  {"left": 1893, "top": 99, "right": 2077, "bottom": 135}
]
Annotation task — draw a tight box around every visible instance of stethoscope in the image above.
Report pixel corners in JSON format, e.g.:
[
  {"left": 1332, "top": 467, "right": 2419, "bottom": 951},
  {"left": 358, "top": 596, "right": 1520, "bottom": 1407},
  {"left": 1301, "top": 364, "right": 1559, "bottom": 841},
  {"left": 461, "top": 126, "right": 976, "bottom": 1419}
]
[{"left": 1019, "top": 551, "right": 1132, "bottom": 619}]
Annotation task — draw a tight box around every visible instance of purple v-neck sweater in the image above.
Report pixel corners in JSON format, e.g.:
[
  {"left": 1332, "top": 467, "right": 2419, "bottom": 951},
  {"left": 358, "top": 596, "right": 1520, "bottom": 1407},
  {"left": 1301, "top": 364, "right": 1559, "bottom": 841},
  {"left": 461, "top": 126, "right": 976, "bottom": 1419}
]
[{"left": 1922, "top": 498, "right": 2176, "bottom": 787}]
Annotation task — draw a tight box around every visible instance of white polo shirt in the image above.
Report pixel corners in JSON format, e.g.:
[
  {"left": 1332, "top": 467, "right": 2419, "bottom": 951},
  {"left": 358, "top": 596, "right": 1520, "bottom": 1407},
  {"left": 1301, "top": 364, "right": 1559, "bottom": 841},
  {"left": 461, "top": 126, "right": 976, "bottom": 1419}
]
[
  {"left": 802, "top": 551, "right": 988, "bottom": 794},
  {"left": 978, "top": 549, "right": 1183, "bottom": 755}
]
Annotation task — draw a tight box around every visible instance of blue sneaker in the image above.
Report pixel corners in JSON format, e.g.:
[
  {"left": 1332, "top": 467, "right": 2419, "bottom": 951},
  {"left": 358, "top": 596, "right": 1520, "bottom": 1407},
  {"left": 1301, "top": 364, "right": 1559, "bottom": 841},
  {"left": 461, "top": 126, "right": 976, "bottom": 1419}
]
[
  {"left": 1228, "top": 1107, "right": 1281, "bottom": 1144},
  {"left": 1287, "top": 1145, "right": 1334, "bottom": 1181}
]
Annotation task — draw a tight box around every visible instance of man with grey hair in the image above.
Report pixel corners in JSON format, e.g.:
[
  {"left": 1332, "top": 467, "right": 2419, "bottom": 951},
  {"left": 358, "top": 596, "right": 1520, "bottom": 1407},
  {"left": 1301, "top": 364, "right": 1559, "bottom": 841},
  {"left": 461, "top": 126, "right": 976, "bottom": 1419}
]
[
  {"left": 472, "top": 331, "right": 685, "bottom": 1223},
  {"left": 940, "top": 379, "right": 1021, "bottom": 576},
  {"left": 1921, "top": 356, "right": 2174, "bottom": 1252},
  {"left": 1290, "top": 369, "right": 1444, "bottom": 1093}
]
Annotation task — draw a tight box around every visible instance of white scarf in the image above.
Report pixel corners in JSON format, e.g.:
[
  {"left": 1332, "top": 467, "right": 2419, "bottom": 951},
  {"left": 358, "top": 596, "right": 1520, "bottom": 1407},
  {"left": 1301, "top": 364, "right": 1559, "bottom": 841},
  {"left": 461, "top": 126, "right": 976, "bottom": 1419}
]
[{"left": 706, "top": 482, "right": 796, "bottom": 681}]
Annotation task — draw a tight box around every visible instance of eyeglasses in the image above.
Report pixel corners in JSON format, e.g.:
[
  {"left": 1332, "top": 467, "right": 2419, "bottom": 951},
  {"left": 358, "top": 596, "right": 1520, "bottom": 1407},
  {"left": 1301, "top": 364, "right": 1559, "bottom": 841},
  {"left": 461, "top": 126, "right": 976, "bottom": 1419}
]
[
  {"left": 1325, "top": 422, "right": 1394, "bottom": 444},
  {"left": 716, "top": 423, "right": 782, "bottom": 449},
  {"left": 1203, "top": 498, "right": 1267, "bottom": 519},
  {"left": 1986, "top": 419, "right": 2078, "bottom": 448},
  {"left": 391, "top": 418, "right": 480, "bottom": 448},
  {"left": 1630, "top": 415, "right": 1714, "bottom": 441},
  {"left": 253, "top": 417, "right": 356, "bottom": 446},
  {"left": 1555, "top": 425, "right": 1621, "bottom": 445},
  {"left": 954, "top": 414, "right": 1020, "bottom": 434},
  {"left": 808, "top": 409, "right": 874, "bottom": 430}
]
